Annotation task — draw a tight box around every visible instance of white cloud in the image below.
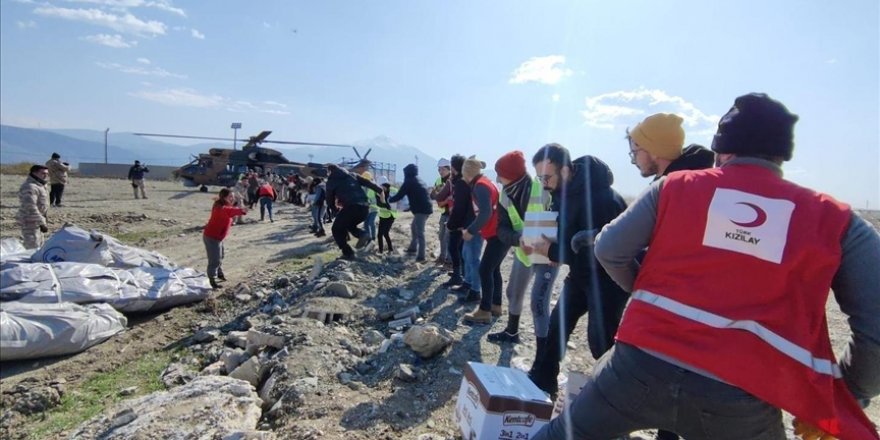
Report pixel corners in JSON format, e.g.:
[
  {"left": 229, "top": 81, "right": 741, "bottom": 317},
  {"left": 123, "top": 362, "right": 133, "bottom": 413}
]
[
  {"left": 82, "top": 33, "right": 137, "bottom": 48},
  {"left": 63, "top": 0, "right": 186, "bottom": 17},
  {"left": 552, "top": 93, "right": 560, "bottom": 102},
  {"left": 130, "top": 88, "right": 290, "bottom": 115},
  {"left": 136, "top": 57, "right": 150, "bottom": 64},
  {"left": 509, "top": 55, "right": 573, "bottom": 85},
  {"left": 17, "top": 20, "right": 37, "bottom": 28},
  {"left": 190, "top": 28, "right": 205, "bottom": 39},
  {"left": 582, "top": 87, "right": 721, "bottom": 135},
  {"left": 34, "top": 5, "right": 166, "bottom": 36},
  {"left": 97, "top": 61, "right": 186, "bottom": 78}
]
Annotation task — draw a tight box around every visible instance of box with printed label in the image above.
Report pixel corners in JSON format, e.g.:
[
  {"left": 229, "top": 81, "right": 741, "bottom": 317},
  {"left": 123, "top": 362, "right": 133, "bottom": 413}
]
[
  {"left": 522, "top": 211, "right": 557, "bottom": 265},
  {"left": 453, "top": 362, "right": 553, "bottom": 440}
]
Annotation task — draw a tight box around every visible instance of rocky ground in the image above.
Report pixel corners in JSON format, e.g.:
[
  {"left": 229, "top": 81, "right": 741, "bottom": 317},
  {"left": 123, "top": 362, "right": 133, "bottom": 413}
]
[{"left": 1, "top": 174, "right": 878, "bottom": 439}]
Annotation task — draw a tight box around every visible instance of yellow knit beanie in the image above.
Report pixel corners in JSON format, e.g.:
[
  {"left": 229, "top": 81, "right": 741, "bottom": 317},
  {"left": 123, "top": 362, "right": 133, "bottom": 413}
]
[
  {"left": 462, "top": 155, "right": 486, "bottom": 182},
  {"left": 629, "top": 113, "right": 685, "bottom": 161}
]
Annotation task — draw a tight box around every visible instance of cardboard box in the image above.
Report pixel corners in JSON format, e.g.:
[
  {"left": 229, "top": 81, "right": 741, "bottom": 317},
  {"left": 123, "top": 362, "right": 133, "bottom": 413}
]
[
  {"left": 522, "top": 211, "right": 557, "bottom": 265},
  {"left": 454, "top": 362, "right": 553, "bottom": 440}
]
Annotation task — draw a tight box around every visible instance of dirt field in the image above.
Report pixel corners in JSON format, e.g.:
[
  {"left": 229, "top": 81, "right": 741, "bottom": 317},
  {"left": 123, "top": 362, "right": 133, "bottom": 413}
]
[{"left": 0, "top": 174, "right": 877, "bottom": 439}]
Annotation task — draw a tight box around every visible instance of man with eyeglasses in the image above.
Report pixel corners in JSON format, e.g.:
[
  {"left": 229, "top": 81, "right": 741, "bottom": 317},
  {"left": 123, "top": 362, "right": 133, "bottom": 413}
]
[
  {"left": 626, "top": 113, "right": 714, "bottom": 182},
  {"left": 621, "top": 113, "right": 714, "bottom": 440},
  {"left": 523, "top": 143, "right": 629, "bottom": 400}
]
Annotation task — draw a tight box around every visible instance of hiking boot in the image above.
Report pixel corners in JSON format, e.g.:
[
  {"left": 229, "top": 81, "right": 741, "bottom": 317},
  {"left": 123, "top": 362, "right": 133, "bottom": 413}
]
[
  {"left": 217, "top": 269, "right": 227, "bottom": 282},
  {"left": 315, "top": 231, "right": 326, "bottom": 237},
  {"left": 355, "top": 232, "right": 371, "bottom": 249},
  {"left": 463, "top": 308, "right": 493, "bottom": 324},
  {"left": 451, "top": 283, "right": 471, "bottom": 293},
  {"left": 491, "top": 304, "right": 503, "bottom": 317},
  {"left": 209, "top": 277, "right": 220, "bottom": 289},
  {"left": 458, "top": 289, "right": 481, "bottom": 304},
  {"left": 441, "top": 276, "right": 464, "bottom": 288},
  {"left": 487, "top": 331, "right": 520, "bottom": 344}
]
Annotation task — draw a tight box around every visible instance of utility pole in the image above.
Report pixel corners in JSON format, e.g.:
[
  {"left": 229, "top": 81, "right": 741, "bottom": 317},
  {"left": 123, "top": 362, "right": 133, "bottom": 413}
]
[
  {"left": 104, "top": 128, "right": 110, "bottom": 164},
  {"left": 231, "top": 122, "right": 242, "bottom": 150}
]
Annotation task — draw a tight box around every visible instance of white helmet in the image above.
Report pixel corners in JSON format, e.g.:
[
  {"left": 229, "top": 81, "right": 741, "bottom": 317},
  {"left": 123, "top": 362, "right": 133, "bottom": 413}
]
[{"left": 437, "top": 158, "right": 451, "bottom": 168}]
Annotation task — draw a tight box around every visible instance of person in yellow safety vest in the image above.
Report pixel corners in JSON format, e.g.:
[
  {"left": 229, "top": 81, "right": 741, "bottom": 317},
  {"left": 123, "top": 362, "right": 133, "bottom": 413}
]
[
  {"left": 356, "top": 165, "right": 379, "bottom": 242},
  {"left": 376, "top": 177, "right": 398, "bottom": 253},
  {"left": 430, "top": 158, "right": 453, "bottom": 264},
  {"left": 483, "top": 151, "right": 560, "bottom": 343}
]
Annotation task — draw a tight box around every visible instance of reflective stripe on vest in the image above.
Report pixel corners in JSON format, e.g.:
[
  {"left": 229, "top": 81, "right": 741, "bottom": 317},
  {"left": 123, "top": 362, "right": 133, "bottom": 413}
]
[
  {"left": 632, "top": 290, "right": 842, "bottom": 378},
  {"left": 504, "top": 179, "right": 546, "bottom": 266}
]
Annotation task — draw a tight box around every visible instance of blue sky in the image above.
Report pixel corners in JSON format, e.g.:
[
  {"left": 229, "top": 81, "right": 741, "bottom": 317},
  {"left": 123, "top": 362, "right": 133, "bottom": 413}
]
[{"left": 1, "top": 0, "right": 878, "bottom": 208}]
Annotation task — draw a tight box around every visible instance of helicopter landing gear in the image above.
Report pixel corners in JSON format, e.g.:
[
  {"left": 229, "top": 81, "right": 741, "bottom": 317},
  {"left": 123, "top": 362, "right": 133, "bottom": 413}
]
[{"left": 199, "top": 185, "right": 208, "bottom": 193}]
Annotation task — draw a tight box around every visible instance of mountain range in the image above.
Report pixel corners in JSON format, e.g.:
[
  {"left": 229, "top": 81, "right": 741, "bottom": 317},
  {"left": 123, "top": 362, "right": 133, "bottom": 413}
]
[{"left": 0, "top": 125, "right": 438, "bottom": 181}]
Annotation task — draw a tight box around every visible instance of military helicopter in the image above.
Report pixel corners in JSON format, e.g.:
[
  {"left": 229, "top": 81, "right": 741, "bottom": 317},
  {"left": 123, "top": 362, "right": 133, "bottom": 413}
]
[{"left": 133, "top": 130, "right": 371, "bottom": 191}]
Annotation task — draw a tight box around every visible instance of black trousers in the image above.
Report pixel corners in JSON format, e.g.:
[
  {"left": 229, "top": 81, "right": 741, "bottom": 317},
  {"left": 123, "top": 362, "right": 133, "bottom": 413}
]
[
  {"left": 49, "top": 183, "right": 65, "bottom": 206},
  {"left": 448, "top": 230, "right": 463, "bottom": 279},
  {"left": 377, "top": 216, "right": 395, "bottom": 252},
  {"left": 529, "top": 271, "right": 630, "bottom": 395},
  {"left": 331, "top": 204, "right": 368, "bottom": 257},
  {"left": 478, "top": 237, "right": 510, "bottom": 311}
]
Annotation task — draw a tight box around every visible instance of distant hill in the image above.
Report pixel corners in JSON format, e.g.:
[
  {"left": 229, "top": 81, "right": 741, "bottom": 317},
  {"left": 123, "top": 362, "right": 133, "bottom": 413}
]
[{"left": 1, "top": 126, "right": 439, "bottom": 182}]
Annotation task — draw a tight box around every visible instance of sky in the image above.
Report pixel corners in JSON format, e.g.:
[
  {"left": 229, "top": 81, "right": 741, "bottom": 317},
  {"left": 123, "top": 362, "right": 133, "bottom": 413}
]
[{"left": 1, "top": 0, "right": 878, "bottom": 208}]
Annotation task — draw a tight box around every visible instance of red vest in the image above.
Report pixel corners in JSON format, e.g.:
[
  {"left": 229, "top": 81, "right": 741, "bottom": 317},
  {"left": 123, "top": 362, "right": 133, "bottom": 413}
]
[
  {"left": 472, "top": 175, "right": 499, "bottom": 239},
  {"left": 615, "top": 165, "right": 877, "bottom": 440}
]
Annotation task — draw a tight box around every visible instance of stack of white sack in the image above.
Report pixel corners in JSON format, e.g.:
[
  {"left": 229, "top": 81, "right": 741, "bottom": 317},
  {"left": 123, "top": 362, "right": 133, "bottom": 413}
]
[
  {"left": 30, "top": 224, "right": 176, "bottom": 269},
  {"left": 0, "top": 301, "right": 127, "bottom": 361},
  {"left": 0, "top": 262, "right": 211, "bottom": 313}
]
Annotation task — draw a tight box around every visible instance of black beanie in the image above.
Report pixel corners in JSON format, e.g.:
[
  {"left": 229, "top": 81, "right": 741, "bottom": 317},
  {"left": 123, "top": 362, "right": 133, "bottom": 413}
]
[
  {"left": 51, "top": 152, "right": 61, "bottom": 159},
  {"left": 711, "top": 93, "right": 799, "bottom": 161},
  {"left": 450, "top": 154, "right": 465, "bottom": 174}
]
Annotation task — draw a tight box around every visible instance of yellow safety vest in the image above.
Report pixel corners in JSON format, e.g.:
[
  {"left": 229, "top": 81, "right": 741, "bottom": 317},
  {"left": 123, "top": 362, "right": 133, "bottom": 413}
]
[
  {"left": 502, "top": 178, "right": 546, "bottom": 266},
  {"left": 378, "top": 187, "right": 399, "bottom": 219}
]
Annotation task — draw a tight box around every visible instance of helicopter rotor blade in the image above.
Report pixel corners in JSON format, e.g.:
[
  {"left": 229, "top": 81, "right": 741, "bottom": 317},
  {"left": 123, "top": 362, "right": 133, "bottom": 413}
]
[
  {"left": 363, "top": 148, "right": 372, "bottom": 159},
  {"left": 262, "top": 140, "right": 356, "bottom": 148},
  {"left": 133, "top": 133, "right": 236, "bottom": 142}
]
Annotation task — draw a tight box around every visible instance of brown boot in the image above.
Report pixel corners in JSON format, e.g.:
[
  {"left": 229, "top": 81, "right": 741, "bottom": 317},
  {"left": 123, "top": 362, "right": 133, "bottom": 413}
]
[
  {"left": 463, "top": 308, "right": 493, "bottom": 324},
  {"left": 491, "top": 304, "right": 503, "bottom": 317}
]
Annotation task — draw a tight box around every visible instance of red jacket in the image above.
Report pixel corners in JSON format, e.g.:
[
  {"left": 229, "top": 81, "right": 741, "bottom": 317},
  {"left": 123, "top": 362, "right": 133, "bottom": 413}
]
[
  {"left": 616, "top": 165, "right": 876, "bottom": 440},
  {"left": 258, "top": 183, "right": 276, "bottom": 199},
  {"left": 203, "top": 204, "right": 246, "bottom": 241}
]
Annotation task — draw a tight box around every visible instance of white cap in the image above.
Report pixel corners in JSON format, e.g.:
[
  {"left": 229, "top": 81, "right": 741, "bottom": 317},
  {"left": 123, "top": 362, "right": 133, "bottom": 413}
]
[{"left": 437, "top": 158, "right": 451, "bottom": 168}]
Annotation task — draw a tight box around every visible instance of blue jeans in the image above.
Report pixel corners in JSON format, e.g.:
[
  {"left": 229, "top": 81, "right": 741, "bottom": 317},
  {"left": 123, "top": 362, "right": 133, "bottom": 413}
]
[
  {"left": 311, "top": 205, "right": 325, "bottom": 233},
  {"left": 365, "top": 210, "right": 378, "bottom": 239},
  {"left": 461, "top": 234, "right": 483, "bottom": 292},
  {"left": 533, "top": 343, "right": 786, "bottom": 440},
  {"left": 409, "top": 213, "right": 430, "bottom": 260},
  {"left": 259, "top": 197, "right": 274, "bottom": 221}
]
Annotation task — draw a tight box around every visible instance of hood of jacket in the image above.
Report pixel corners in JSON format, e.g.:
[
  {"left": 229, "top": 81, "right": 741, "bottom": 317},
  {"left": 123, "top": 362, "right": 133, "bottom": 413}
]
[
  {"left": 559, "top": 155, "right": 614, "bottom": 197},
  {"left": 660, "top": 144, "right": 715, "bottom": 179},
  {"left": 404, "top": 164, "right": 419, "bottom": 178}
]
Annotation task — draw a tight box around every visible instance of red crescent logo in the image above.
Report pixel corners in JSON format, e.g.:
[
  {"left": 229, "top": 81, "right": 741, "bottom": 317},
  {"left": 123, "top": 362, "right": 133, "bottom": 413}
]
[{"left": 730, "top": 202, "right": 767, "bottom": 228}]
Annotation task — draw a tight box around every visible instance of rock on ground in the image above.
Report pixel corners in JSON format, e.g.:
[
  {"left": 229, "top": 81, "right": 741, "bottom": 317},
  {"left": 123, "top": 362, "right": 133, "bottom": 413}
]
[{"left": 70, "top": 375, "right": 263, "bottom": 439}]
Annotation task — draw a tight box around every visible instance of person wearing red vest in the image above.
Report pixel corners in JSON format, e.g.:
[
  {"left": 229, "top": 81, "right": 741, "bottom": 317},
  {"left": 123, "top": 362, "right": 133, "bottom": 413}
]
[
  {"left": 457, "top": 155, "right": 495, "bottom": 305},
  {"left": 257, "top": 180, "right": 277, "bottom": 222},
  {"left": 203, "top": 188, "right": 248, "bottom": 289},
  {"left": 535, "top": 94, "right": 880, "bottom": 440}
]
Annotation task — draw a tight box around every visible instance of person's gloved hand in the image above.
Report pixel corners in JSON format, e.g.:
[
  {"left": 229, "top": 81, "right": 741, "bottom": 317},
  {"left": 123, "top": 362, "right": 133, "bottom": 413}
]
[
  {"left": 39, "top": 224, "right": 49, "bottom": 233},
  {"left": 570, "top": 229, "right": 598, "bottom": 253},
  {"left": 793, "top": 418, "right": 837, "bottom": 440}
]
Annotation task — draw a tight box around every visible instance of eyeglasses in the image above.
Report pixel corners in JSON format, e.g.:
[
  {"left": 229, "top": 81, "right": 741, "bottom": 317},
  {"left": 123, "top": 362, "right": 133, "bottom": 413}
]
[
  {"left": 628, "top": 148, "right": 643, "bottom": 161},
  {"left": 536, "top": 174, "right": 555, "bottom": 183}
]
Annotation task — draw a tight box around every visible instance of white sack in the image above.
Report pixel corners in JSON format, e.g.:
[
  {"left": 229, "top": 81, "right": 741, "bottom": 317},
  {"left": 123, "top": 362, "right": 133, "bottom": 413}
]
[
  {"left": 31, "top": 225, "right": 175, "bottom": 269},
  {"left": 0, "top": 301, "right": 127, "bottom": 361}
]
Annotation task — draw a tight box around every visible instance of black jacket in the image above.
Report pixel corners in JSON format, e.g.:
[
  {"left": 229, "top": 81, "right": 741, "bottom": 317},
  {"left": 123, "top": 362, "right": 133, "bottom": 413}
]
[
  {"left": 658, "top": 144, "right": 715, "bottom": 180},
  {"left": 446, "top": 175, "right": 474, "bottom": 230},
  {"left": 495, "top": 174, "right": 533, "bottom": 248},
  {"left": 326, "top": 167, "right": 382, "bottom": 209},
  {"left": 388, "top": 164, "right": 433, "bottom": 215},
  {"left": 548, "top": 155, "right": 627, "bottom": 271}
]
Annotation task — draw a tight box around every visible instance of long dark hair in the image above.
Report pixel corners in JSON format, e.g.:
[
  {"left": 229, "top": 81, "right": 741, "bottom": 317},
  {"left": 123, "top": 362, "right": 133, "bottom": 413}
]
[{"left": 214, "top": 188, "right": 232, "bottom": 208}]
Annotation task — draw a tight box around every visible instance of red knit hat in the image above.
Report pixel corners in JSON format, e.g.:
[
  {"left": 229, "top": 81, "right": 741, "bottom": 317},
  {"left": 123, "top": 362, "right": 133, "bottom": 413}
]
[{"left": 494, "top": 150, "right": 527, "bottom": 181}]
